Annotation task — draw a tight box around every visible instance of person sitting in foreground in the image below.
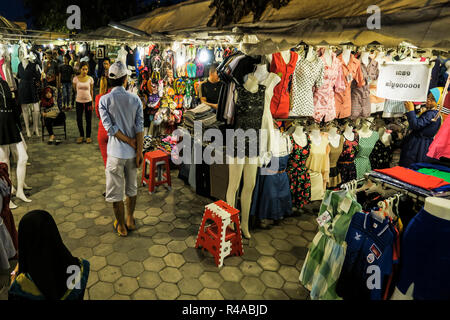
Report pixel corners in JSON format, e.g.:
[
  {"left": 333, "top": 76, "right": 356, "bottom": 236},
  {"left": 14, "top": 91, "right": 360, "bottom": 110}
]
[
  {"left": 40, "top": 87, "right": 65, "bottom": 145},
  {"left": 8, "top": 210, "right": 90, "bottom": 300}
]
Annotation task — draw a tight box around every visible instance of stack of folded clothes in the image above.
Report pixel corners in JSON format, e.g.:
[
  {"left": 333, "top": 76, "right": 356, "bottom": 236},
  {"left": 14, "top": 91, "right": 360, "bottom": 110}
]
[{"left": 183, "top": 104, "right": 218, "bottom": 129}]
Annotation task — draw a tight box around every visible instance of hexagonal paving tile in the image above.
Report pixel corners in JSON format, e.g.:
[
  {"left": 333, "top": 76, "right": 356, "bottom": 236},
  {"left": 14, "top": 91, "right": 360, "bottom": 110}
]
[
  {"left": 178, "top": 278, "right": 203, "bottom": 296},
  {"left": 106, "top": 252, "right": 129, "bottom": 266},
  {"left": 223, "top": 256, "right": 242, "bottom": 267},
  {"left": 282, "top": 281, "right": 309, "bottom": 300},
  {"left": 275, "top": 252, "right": 297, "bottom": 266},
  {"left": 99, "top": 232, "right": 117, "bottom": 244},
  {"left": 271, "top": 239, "right": 293, "bottom": 252},
  {"left": 71, "top": 247, "right": 93, "bottom": 259},
  {"left": 155, "top": 222, "right": 174, "bottom": 233},
  {"left": 268, "top": 228, "right": 289, "bottom": 240},
  {"left": 219, "top": 281, "right": 246, "bottom": 300},
  {"left": 159, "top": 213, "right": 177, "bottom": 222},
  {"left": 146, "top": 207, "right": 163, "bottom": 216},
  {"left": 199, "top": 272, "right": 224, "bottom": 289},
  {"left": 242, "top": 247, "right": 261, "bottom": 262},
  {"left": 243, "top": 294, "right": 265, "bottom": 300},
  {"left": 87, "top": 271, "right": 99, "bottom": 289},
  {"left": 89, "top": 281, "right": 114, "bottom": 300},
  {"left": 148, "top": 245, "right": 168, "bottom": 258},
  {"left": 182, "top": 248, "right": 204, "bottom": 263},
  {"left": 298, "top": 220, "right": 316, "bottom": 232},
  {"left": 163, "top": 253, "right": 185, "bottom": 268},
  {"left": 180, "top": 263, "right": 204, "bottom": 278},
  {"left": 159, "top": 267, "right": 182, "bottom": 283},
  {"left": 155, "top": 282, "right": 180, "bottom": 300},
  {"left": 241, "top": 276, "right": 266, "bottom": 295},
  {"left": 127, "top": 247, "right": 150, "bottom": 262},
  {"left": 152, "top": 233, "right": 172, "bottom": 245},
  {"left": 239, "top": 261, "right": 263, "bottom": 277},
  {"left": 286, "top": 235, "right": 309, "bottom": 248},
  {"left": 142, "top": 257, "right": 166, "bottom": 272},
  {"left": 95, "top": 215, "right": 113, "bottom": 226},
  {"left": 87, "top": 256, "right": 107, "bottom": 272},
  {"left": 121, "top": 261, "right": 144, "bottom": 277},
  {"left": 58, "top": 221, "right": 76, "bottom": 233},
  {"left": 255, "top": 244, "right": 277, "bottom": 256},
  {"left": 79, "top": 235, "right": 101, "bottom": 248},
  {"left": 137, "top": 271, "right": 162, "bottom": 289},
  {"left": 261, "top": 271, "right": 285, "bottom": 289},
  {"left": 143, "top": 216, "right": 160, "bottom": 226},
  {"left": 302, "top": 232, "right": 317, "bottom": 242},
  {"left": 172, "top": 219, "right": 191, "bottom": 229},
  {"left": 257, "top": 256, "right": 280, "bottom": 272},
  {"left": 110, "top": 294, "right": 131, "bottom": 300},
  {"left": 279, "top": 266, "right": 300, "bottom": 283},
  {"left": 113, "top": 276, "right": 139, "bottom": 296},
  {"left": 98, "top": 265, "right": 122, "bottom": 283},
  {"left": 263, "top": 288, "right": 289, "bottom": 300},
  {"left": 219, "top": 266, "right": 244, "bottom": 282},
  {"left": 197, "top": 288, "right": 224, "bottom": 300},
  {"left": 68, "top": 228, "right": 87, "bottom": 240},
  {"left": 65, "top": 213, "right": 84, "bottom": 222},
  {"left": 167, "top": 240, "right": 188, "bottom": 253},
  {"left": 93, "top": 243, "right": 114, "bottom": 257},
  {"left": 132, "top": 288, "right": 157, "bottom": 300}
]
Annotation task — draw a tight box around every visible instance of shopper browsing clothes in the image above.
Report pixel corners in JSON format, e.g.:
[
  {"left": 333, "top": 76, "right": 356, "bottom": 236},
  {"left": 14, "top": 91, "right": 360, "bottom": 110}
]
[
  {"left": 40, "top": 87, "right": 65, "bottom": 145},
  {"left": 399, "top": 87, "right": 443, "bottom": 168},
  {"left": 99, "top": 61, "right": 144, "bottom": 237},
  {"left": 73, "top": 62, "right": 94, "bottom": 144},
  {"left": 59, "top": 55, "right": 74, "bottom": 111},
  {"left": 8, "top": 210, "right": 90, "bottom": 300},
  {"left": 99, "top": 57, "right": 111, "bottom": 95}
]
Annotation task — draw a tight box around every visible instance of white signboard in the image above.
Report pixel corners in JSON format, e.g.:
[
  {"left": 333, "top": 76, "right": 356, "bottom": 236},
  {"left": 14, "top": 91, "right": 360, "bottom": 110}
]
[{"left": 376, "top": 62, "right": 432, "bottom": 102}]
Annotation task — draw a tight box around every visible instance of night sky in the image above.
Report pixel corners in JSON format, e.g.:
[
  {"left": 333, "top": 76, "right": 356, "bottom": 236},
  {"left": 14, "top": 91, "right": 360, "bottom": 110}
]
[{"left": 0, "top": 0, "right": 185, "bottom": 28}]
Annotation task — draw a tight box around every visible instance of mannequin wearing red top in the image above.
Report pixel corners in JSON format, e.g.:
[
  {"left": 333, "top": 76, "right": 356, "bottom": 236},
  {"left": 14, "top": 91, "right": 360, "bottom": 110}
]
[
  {"left": 268, "top": 51, "right": 298, "bottom": 119},
  {"left": 95, "top": 89, "right": 111, "bottom": 167}
]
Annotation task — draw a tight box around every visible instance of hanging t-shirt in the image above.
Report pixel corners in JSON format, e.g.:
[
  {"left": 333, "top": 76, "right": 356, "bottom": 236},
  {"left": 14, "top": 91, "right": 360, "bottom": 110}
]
[{"left": 290, "top": 52, "right": 324, "bottom": 117}]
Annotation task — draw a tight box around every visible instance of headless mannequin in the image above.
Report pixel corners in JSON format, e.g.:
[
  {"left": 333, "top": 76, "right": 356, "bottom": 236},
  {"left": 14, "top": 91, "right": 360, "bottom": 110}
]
[
  {"left": 118, "top": 46, "right": 127, "bottom": 66},
  {"left": 328, "top": 126, "right": 341, "bottom": 148},
  {"left": 19, "top": 51, "right": 40, "bottom": 138},
  {"left": 342, "top": 45, "right": 351, "bottom": 66},
  {"left": 226, "top": 70, "right": 269, "bottom": 239},
  {"left": 322, "top": 47, "right": 332, "bottom": 67},
  {"left": 391, "top": 197, "right": 450, "bottom": 300},
  {"left": 306, "top": 46, "right": 315, "bottom": 62},
  {"left": 360, "top": 51, "right": 370, "bottom": 66},
  {"left": 380, "top": 130, "right": 392, "bottom": 146},
  {"left": 292, "top": 125, "right": 307, "bottom": 148},
  {"left": 358, "top": 120, "right": 373, "bottom": 138},
  {"left": 266, "top": 50, "right": 292, "bottom": 65},
  {"left": 310, "top": 128, "right": 322, "bottom": 146},
  {"left": 343, "top": 123, "right": 355, "bottom": 141}
]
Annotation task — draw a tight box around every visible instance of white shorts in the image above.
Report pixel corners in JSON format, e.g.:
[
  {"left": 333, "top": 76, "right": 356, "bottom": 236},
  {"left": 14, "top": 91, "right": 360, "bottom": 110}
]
[{"left": 105, "top": 156, "right": 138, "bottom": 202}]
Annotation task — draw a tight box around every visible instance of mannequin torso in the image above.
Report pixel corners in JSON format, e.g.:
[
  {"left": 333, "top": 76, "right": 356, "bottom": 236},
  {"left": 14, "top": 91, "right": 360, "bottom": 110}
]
[
  {"left": 310, "top": 129, "right": 322, "bottom": 146},
  {"left": 358, "top": 122, "right": 373, "bottom": 138},
  {"left": 292, "top": 125, "right": 307, "bottom": 147},
  {"left": 342, "top": 48, "right": 351, "bottom": 66},
  {"left": 361, "top": 52, "right": 370, "bottom": 66},
  {"left": 343, "top": 125, "right": 355, "bottom": 141},
  {"left": 424, "top": 197, "right": 450, "bottom": 220},
  {"left": 380, "top": 131, "right": 392, "bottom": 146},
  {"left": 322, "top": 47, "right": 332, "bottom": 67},
  {"left": 328, "top": 127, "right": 341, "bottom": 148}
]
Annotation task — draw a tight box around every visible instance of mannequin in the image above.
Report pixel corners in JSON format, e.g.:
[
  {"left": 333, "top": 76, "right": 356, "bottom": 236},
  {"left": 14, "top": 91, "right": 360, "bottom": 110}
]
[
  {"left": 117, "top": 45, "right": 127, "bottom": 66},
  {"left": 306, "top": 126, "right": 329, "bottom": 200},
  {"left": 322, "top": 46, "right": 332, "bottom": 67},
  {"left": 358, "top": 119, "right": 374, "bottom": 138},
  {"left": 0, "top": 79, "right": 31, "bottom": 208},
  {"left": 328, "top": 125, "right": 341, "bottom": 148},
  {"left": 18, "top": 50, "right": 41, "bottom": 138},
  {"left": 341, "top": 45, "right": 351, "bottom": 66},
  {"left": 226, "top": 68, "right": 280, "bottom": 239},
  {"left": 310, "top": 127, "right": 322, "bottom": 146},
  {"left": 380, "top": 129, "right": 392, "bottom": 146},
  {"left": 0, "top": 44, "right": 17, "bottom": 92},
  {"left": 360, "top": 51, "right": 370, "bottom": 66},
  {"left": 343, "top": 123, "right": 355, "bottom": 141},
  {"left": 292, "top": 125, "right": 307, "bottom": 148},
  {"left": 391, "top": 197, "right": 450, "bottom": 300}
]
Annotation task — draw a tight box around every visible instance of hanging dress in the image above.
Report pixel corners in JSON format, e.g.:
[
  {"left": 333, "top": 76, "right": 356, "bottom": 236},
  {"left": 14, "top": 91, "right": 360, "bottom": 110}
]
[
  {"left": 337, "top": 132, "right": 359, "bottom": 184},
  {"left": 370, "top": 140, "right": 393, "bottom": 170},
  {"left": 287, "top": 134, "right": 311, "bottom": 209},
  {"left": 0, "top": 79, "right": 22, "bottom": 146},
  {"left": 306, "top": 133, "right": 330, "bottom": 201},
  {"left": 355, "top": 131, "right": 380, "bottom": 179},
  {"left": 17, "top": 62, "right": 41, "bottom": 105},
  {"left": 328, "top": 135, "right": 345, "bottom": 188}
]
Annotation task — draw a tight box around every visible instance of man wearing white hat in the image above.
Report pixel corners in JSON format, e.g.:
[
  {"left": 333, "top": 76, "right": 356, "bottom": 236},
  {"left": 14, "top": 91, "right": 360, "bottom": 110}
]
[{"left": 99, "top": 61, "right": 144, "bottom": 237}]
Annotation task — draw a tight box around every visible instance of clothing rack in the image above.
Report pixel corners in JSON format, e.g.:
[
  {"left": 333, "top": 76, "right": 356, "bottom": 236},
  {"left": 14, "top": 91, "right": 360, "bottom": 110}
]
[{"left": 365, "top": 173, "right": 427, "bottom": 202}]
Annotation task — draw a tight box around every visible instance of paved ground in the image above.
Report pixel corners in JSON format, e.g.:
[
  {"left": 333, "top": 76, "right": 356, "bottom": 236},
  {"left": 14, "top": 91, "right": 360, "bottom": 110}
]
[{"left": 1, "top": 111, "right": 319, "bottom": 300}]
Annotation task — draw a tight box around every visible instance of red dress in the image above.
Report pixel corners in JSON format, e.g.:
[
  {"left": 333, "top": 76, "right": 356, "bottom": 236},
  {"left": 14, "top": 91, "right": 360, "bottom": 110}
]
[
  {"left": 95, "top": 90, "right": 111, "bottom": 167},
  {"left": 269, "top": 52, "right": 298, "bottom": 120}
]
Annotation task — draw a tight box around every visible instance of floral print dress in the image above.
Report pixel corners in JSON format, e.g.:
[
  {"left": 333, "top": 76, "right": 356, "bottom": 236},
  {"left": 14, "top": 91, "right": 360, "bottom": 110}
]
[
  {"left": 287, "top": 134, "right": 312, "bottom": 209},
  {"left": 337, "top": 132, "right": 360, "bottom": 184}
]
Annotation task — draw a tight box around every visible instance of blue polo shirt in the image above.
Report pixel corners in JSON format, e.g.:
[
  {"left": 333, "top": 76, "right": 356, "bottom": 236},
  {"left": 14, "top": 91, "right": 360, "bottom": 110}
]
[{"left": 99, "top": 86, "right": 143, "bottom": 159}]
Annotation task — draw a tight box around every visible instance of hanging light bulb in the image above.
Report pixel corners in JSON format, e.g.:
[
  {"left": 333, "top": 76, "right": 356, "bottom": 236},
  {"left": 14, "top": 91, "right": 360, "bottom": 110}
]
[{"left": 199, "top": 48, "right": 209, "bottom": 64}]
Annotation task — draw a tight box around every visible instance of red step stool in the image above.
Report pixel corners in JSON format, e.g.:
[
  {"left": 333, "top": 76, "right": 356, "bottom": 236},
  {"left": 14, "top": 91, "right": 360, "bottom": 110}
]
[
  {"left": 141, "top": 150, "right": 171, "bottom": 194},
  {"left": 195, "top": 200, "right": 244, "bottom": 267}
]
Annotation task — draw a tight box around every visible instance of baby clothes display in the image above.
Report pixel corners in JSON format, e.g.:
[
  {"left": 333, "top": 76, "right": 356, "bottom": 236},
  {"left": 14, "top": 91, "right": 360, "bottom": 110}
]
[
  {"left": 300, "top": 190, "right": 362, "bottom": 300},
  {"left": 350, "top": 61, "right": 371, "bottom": 119},
  {"left": 370, "top": 140, "right": 393, "bottom": 170},
  {"left": 290, "top": 52, "right": 324, "bottom": 117},
  {"left": 335, "top": 54, "right": 365, "bottom": 119},
  {"left": 328, "top": 136, "right": 345, "bottom": 188},
  {"left": 355, "top": 131, "right": 380, "bottom": 179},
  {"left": 337, "top": 132, "right": 359, "bottom": 184},
  {"left": 287, "top": 134, "right": 311, "bottom": 209},
  {"left": 383, "top": 99, "right": 405, "bottom": 118},
  {"left": 269, "top": 51, "right": 298, "bottom": 119},
  {"left": 313, "top": 49, "right": 346, "bottom": 122},
  {"left": 306, "top": 133, "right": 330, "bottom": 201}
]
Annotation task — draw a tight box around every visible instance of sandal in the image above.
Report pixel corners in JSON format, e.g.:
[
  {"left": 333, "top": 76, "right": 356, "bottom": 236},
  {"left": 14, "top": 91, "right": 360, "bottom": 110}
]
[
  {"left": 113, "top": 220, "right": 127, "bottom": 237},
  {"left": 126, "top": 218, "right": 137, "bottom": 232}
]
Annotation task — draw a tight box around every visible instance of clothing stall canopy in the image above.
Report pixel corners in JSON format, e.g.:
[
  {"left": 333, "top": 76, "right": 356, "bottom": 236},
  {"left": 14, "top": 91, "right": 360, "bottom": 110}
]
[{"left": 76, "top": 0, "right": 450, "bottom": 50}]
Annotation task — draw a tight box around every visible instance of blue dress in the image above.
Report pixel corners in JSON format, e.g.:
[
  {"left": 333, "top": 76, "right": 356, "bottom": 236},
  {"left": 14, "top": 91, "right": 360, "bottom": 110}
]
[
  {"left": 250, "top": 155, "right": 292, "bottom": 221},
  {"left": 399, "top": 110, "right": 441, "bottom": 168}
]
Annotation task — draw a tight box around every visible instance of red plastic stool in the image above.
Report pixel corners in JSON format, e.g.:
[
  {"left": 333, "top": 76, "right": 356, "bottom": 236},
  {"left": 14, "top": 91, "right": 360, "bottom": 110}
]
[
  {"left": 195, "top": 200, "right": 244, "bottom": 267},
  {"left": 141, "top": 150, "right": 172, "bottom": 194}
]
